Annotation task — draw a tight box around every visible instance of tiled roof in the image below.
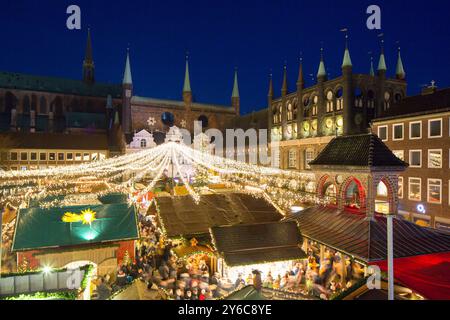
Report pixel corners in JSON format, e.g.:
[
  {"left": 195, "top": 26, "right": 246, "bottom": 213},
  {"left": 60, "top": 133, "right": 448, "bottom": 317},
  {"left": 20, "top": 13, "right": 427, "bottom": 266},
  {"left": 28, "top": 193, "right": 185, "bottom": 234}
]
[
  {"left": 0, "top": 132, "right": 109, "bottom": 150},
  {"left": 284, "top": 206, "right": 450, "bottom": 263},
  {"left": 0, "top": 71, "right": 122, "bottom": 98},
  {"left": 132, "top": 96, "right": 234, "bottom": 113},
  {"left": 374, "top": 88, "right": 450, "bottom": 120},
  {"left": 155, "top": 193, "right": 283, "bottom": 238},
  {"left": 309, "top": 133, "right": 408, "bottom": 168},
  {"left": 210, "top": 221, "right": 306, "bottom": 267}
]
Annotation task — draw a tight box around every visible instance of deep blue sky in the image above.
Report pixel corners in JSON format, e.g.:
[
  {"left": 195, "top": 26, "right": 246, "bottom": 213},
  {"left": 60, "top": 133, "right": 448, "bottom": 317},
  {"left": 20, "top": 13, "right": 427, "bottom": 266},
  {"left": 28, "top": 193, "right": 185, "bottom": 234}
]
[{"left": 0, "top": 0, "right": 449, "bottom": 114}]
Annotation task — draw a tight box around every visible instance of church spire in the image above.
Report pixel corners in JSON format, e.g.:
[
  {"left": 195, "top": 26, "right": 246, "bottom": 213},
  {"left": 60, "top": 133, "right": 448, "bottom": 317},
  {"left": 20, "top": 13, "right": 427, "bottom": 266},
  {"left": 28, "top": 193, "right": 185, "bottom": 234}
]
[
  {"left": 396, "top": 47, "right": 406, "bottom": 80},
  {"left": 183, "top": 53, "right": 191, "bottom": 93},
  {"left": 83, "top": 28, "right": 95, "bottom": 84},
  {"left": 377, "top": 40, "right": 387, "bottom": 72},
  {"left": 281, "top": 64, "right": 288, "bottom": 95},
  {"left": 232, "top": 68, "right": 239, "bottom": 98},
  {"left": 342, "top": 35, "right": 352, "bottom": 68},
  {"left": 317, "top": 47, "right": 327, "bottom": 80},
  {"left": 123, "top": 48, "right": 133, "bottom": 85}
]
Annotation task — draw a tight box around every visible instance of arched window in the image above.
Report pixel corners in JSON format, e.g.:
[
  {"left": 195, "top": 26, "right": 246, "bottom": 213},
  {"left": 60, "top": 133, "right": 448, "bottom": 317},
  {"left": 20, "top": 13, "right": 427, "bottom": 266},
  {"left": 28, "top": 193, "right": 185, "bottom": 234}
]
[
  {"left": 140, "top": 139, "right": 147, "bottom": 148},
  {"left": 324, "top": 183, "right": 337, "bottom": 204},
  {"left": 292, "top": 100, "right": 298, "bottom": 120},
  {"left": 4, "top": 92, "right": 16, "bottom": 113},
  {"left": 39, "top": 97, "right": 47, "bottom": 114},
  {"left": 23, "top": 96, "right": 31, "bottom": 114},
  {"left": 342, "top": 178, "right": 366, "bottom": 210},
  {"left": 336, "top": 88, "right": 343, "bottom": 111},
  {"left": 326, "top": 91, "right": 334, "bottom": 113},
  {"left": 287, "top": 102, "right": 293, "bottom": 121},
  {"left": 53, "top": 97, "right": 63, "bottom": 117},
  {"left": 311, "top": 96, "right": 318, "bottom": 116},
  {"left": 31, "top": 95, "right": 38, "bottom": 111},
  {"left": 161, "top": 112, "right": 175, "bottom": 127},
  {"left": 367, "top": 90, "right": 375, "bottom": 109},
  {"left": 384, "top": 91, "right": 391, "bottom": 110},
  {"left": 354, "top": 88, "right": 363, "bottom": 107}
]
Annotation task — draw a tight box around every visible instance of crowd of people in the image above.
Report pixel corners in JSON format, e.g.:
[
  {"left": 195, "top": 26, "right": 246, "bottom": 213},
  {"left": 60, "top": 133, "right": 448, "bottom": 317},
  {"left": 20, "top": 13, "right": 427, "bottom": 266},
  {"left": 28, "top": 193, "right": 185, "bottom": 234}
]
[{"left": 257, "top": 245, "right": 365, "bottom": 299}]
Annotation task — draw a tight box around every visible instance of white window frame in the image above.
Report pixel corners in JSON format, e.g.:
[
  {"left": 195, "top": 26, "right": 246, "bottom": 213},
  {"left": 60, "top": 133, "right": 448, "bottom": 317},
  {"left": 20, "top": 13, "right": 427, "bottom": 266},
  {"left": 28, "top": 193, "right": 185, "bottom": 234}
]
[
  {"left": 288, "top": 149, "right": 297, "bottom": 169},
  {"left": 428, "top": 149, "right": 443, "bottom": 169},
  {"left": 428, "top": 118, "right": 443, "bottom": 138},
  {"left": 409, "top": 150, "right": 422, "bottom": 168},
  {"left": 305, "top": 149, "right": 314, "bottom": 170},
  {"left": 398, "top": 177, "right": 403, "bottom": 199},
  {"left": 408, "top": 177, "right": 422, "bottom": 202},
  {"left": 427, "top": 178, "right": 442, "bottom": 204},
  {"left": 378, "top": 125, "right": 388, "bottom": 141},
  {"left": 393, "top": 123, "right": 404, "bottom": 141},
  {"left": 409, "top": 121, "right": 422, "bottom": 140}
]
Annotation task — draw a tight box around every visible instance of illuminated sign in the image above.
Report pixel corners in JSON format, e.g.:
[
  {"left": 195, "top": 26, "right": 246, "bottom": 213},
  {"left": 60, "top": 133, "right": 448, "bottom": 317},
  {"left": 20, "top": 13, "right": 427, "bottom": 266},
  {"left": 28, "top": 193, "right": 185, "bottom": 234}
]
[{"left": 62, "top": 208, "right": 97, "bottom": 225}]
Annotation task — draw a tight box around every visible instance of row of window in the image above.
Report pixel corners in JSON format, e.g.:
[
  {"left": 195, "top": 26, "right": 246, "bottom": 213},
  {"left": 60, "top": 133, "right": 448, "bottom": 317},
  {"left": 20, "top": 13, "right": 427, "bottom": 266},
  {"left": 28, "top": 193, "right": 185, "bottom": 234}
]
[
  {"left": 287, "top": 149, "right": 315, "bottom": 169},
  {"left": 399, "top": 177, "right": 447, "bottom": 205},
  {"left": 392, "top": 149, "right": 448, "bottom": 168},
  {"left": 3, "top": 151, "right": 107, "bottom": 162},
  {"left": 377, "top": 118, "right": 446, "bottom": 141}
]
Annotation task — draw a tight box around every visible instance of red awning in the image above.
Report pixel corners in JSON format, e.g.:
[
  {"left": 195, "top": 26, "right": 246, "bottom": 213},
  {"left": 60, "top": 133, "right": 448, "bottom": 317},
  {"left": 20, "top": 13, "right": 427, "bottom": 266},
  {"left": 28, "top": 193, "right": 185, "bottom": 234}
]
[{"left": 371, "top": 252, "right": 450, "bottom": 300}]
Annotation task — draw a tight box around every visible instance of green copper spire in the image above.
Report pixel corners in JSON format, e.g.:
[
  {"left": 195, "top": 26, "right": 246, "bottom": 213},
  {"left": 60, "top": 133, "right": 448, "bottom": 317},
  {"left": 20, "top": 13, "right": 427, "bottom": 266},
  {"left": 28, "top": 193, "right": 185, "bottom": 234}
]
[
  {"left": 232, "top": 69, "right": 239, "bottom": 98},
  {"left": 342, "top": 36, "right": 352, "bottom": 68},
  {"left": 183, "top": 54, "right": 191, "bottom": 93},
  {"left": 123, "top": 48, "right": 132, "bottom": 85},
  {"left": 396, "top": 47, "right": 406, "bottom": 79},
  {"left": 317, "top": 48, "right": 327, "bottom": 78},
  {"left": 378, "top": 41, "right": 387, "bottom": 71}
]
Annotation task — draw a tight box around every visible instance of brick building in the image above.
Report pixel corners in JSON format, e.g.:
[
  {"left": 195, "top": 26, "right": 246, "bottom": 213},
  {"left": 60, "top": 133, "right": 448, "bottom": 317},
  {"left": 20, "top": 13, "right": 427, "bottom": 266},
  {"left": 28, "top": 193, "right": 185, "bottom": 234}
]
[
  {"left": 0, "top": 30, "right": 241, "bottom": 170},
  {"left": 268, "top": 41, "right": 407, "bottom": 171},
  {"left": 372, "top": 85, "right": 450, "bottom": 231}
]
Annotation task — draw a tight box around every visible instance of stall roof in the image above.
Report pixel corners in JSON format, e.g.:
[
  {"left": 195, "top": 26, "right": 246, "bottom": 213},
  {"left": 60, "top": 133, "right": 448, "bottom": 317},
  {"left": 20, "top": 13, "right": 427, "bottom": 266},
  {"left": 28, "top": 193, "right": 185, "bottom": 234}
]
[
  {"left": 210, "top": 221, "right": 306, "bottom": 267},
  {"left": 12, "top": 203, "right": 139, "bottom": 252},
  {"left": 155, "top": 193, "right": 283, "bottom": 238},
  {"left": 284, "top": 206, "right": 450, "bottom": 263}
]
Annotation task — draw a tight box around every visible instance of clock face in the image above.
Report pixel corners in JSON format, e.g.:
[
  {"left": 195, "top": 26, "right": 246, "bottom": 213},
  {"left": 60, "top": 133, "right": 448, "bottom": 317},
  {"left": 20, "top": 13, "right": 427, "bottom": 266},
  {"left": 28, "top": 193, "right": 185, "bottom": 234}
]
[
  {"left": 326, "top": 118, "right": 333, "bottom": 128},
  {"left": 303, "top": 122, "right": 310, "bottom": 131},
  {"left": 336, "top": 175, "right": 344, "bottom": 184},
  {"left": 354, "top": 113, "right": 363, "bottom": 125},
  {"left": 312, "top": 120, "right": 318, "bottom": 131},
  {"left": 336, "top": 117, "right": 344, "bottom": 128},
  {"left": 384, "top": 91, "right": 391, "bottom": 101}
]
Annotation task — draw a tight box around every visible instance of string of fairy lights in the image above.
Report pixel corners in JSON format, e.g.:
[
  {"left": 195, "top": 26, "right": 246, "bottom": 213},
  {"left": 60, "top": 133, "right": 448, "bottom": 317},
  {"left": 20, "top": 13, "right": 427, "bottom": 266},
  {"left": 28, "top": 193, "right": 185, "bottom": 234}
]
[{"left": 0, "top": 140, "right": 320, "bottom": 210}]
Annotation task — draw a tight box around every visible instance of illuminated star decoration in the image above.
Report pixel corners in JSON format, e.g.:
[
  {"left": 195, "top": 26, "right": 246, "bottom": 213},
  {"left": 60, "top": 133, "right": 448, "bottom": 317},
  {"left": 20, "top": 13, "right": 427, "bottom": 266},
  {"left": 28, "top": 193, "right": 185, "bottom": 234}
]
[
  {"left": 180, "top": 119, "right": 187, "bottom": 128},
  {"left": 147, "top": 117, "right": 156, "bottom": 128},
  {"left": 62, "top": 208, "right": 97, "bottom": 225}
]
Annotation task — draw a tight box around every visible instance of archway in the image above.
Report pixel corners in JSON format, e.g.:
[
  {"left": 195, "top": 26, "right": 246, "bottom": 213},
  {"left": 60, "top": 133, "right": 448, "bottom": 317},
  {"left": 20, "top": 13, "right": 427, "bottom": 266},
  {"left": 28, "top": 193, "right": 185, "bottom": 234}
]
[
  {"left": 375, "top": 177, "right": 396, "bottom": 214},
  {"left": 340, "top": 177, "right": 366, "bottom": 211}
]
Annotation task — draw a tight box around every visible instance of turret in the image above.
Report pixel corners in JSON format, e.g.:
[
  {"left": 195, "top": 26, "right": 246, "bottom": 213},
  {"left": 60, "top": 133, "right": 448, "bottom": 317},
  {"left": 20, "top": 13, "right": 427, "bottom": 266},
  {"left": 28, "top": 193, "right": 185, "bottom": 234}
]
[
  {"left": 122, "top": 48, "right": 133, "bottom": 134},
  {"left": 231, "top": 69, "right": 240, "bottom": 116},
  {"left": 82, "top": 28, "right": 95, "bottom": 84}
]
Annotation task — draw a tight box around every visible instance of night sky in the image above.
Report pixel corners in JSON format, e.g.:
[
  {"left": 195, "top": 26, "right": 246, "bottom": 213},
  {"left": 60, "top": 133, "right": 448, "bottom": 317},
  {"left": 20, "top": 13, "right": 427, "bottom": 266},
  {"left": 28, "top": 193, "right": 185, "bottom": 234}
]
[{"left": 1, "top": 0, "right": 449, "bottom": 114}]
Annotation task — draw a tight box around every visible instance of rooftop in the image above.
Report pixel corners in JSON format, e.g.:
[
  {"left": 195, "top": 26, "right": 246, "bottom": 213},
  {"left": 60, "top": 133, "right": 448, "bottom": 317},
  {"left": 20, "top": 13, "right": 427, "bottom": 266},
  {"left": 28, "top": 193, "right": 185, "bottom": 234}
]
[
  {"left": 210, "top": 221, "right": 306, "bottom": 267},
  {"left": 154, "top": 193, "right": 283, "bottom": 238},
  {"left": 309, "top": 133, "right": 408, "bottom": 169},
  {"left": 284, "top": 206, "right": 450, "bottom": 263},
  {"left": 0, "top": 71, "right": 122, "bottom": 98}
]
